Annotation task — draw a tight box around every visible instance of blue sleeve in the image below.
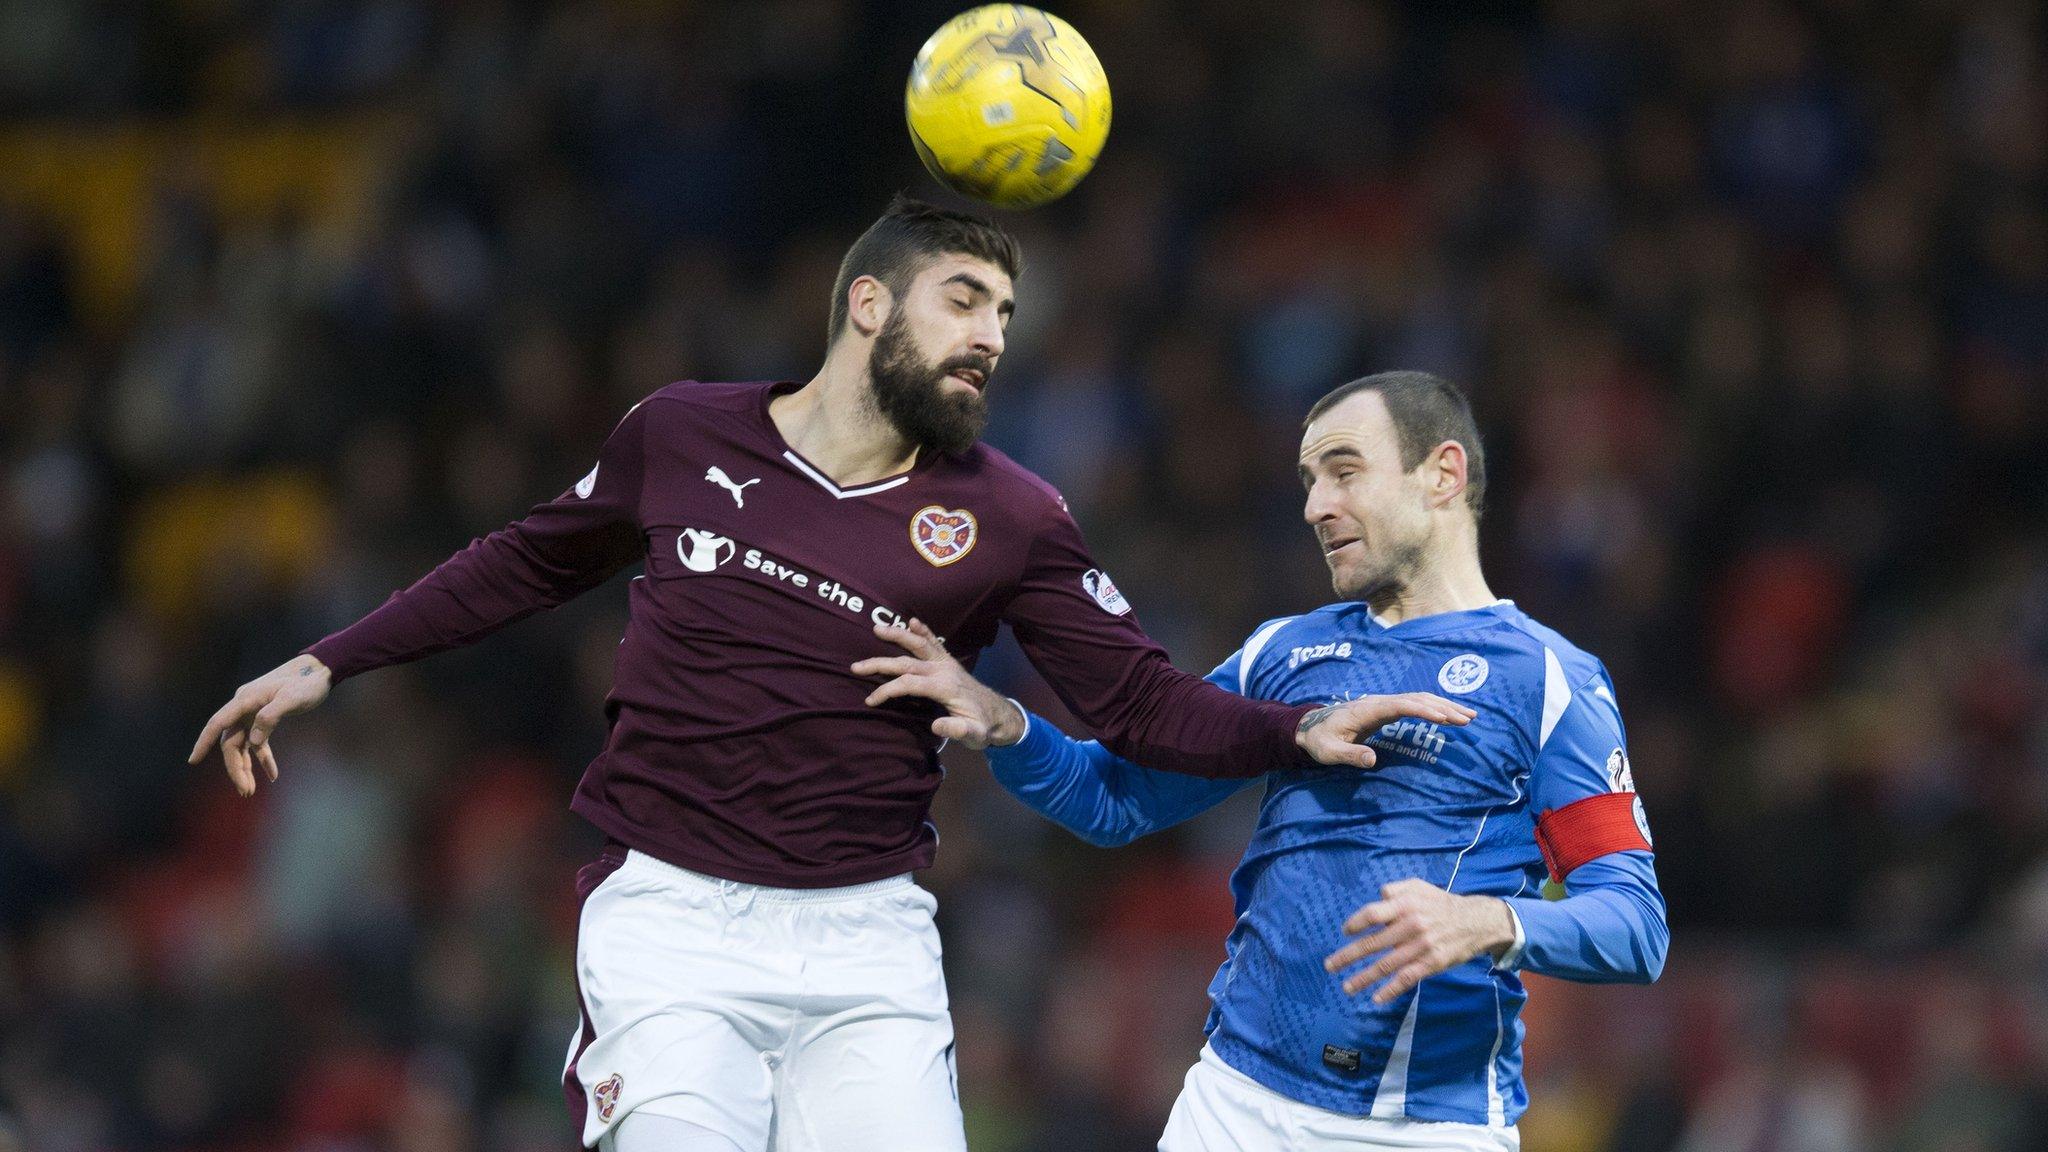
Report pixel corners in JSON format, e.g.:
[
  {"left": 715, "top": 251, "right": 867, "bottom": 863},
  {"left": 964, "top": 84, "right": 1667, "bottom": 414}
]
[
  {"left": 1501, "top": 851, "right": 1667, "bottom": 983},
  {"left": 1498, "top": 667, "right": 1668, "bottom": 983},
  {"left": 985, "top": 651, "right": 1260, "bottom": 848}
]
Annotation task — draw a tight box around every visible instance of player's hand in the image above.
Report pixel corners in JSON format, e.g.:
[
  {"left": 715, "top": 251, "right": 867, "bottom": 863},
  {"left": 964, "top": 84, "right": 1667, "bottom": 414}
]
[
  {"left": 851, "top": 619, "right": 1026, "bottom": 749},
  {"left": 187, "top": 654, "right": 333, "bottom": 796},
  {"left": 1324, "top": 878, "right": 1519, "bottom": 1004},
  {"left": 1294, "top": 693, "right": 1476, "bottom": 768}
]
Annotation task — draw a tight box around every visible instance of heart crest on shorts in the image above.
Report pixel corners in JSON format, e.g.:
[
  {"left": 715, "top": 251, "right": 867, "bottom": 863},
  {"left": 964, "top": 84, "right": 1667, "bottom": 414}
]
[
  {"left": 910, "top": 506, "right": 978, "bottom": 567},
  {"left": 594, "top": 1073, "right": 623, "bottom": 1121}
]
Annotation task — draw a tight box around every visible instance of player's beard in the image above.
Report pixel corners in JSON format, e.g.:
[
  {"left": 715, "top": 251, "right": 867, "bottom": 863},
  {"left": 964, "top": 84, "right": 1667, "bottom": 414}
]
[{"left": 867, "top": 309, "right": 990, "bottom": 455}]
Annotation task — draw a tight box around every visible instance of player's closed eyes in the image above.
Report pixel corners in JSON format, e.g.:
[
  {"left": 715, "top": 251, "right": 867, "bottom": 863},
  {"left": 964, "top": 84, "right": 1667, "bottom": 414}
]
[{"left": 1301, "top": 469, "right": 1358, "bottom": 491}]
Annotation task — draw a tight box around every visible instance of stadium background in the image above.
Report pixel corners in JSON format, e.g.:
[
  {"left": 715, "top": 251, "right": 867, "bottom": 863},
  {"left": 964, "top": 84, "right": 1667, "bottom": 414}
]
[{"left": 2, "top": 0, "right": 2046, "bottom": 1148}]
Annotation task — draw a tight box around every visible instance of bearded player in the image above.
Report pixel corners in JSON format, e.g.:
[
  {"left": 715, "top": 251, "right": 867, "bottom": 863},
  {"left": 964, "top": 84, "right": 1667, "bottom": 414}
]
[
  {"left": 857, "top": 372, "right": 1668, "bottom": 1151},
  {"left": 187, "top": 199, "right": 1469, "bottom": 1152}
]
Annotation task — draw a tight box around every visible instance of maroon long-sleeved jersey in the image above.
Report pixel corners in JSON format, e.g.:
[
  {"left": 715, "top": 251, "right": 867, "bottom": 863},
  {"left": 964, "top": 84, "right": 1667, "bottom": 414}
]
[{"left": 309, "top": 380, "right": 1315, "bottom": 886}]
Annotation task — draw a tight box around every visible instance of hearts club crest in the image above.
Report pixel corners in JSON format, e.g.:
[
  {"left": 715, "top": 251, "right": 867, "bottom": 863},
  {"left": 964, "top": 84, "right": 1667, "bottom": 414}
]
[{"left": 910, "top": 506, "right": 978, "bottom": 566}]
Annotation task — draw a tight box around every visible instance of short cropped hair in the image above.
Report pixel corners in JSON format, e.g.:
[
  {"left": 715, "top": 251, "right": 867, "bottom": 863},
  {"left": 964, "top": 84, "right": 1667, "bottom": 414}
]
[
  {"left": 828, "top": 194, "right": 1022, "bottom": 342},
  {"left": 1304, "top": 371, "right": 1487, "bottom": 517}
]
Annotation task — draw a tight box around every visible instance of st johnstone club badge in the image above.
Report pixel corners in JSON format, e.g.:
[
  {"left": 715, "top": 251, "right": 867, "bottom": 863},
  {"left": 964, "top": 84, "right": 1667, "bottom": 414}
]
[{"left": 910, "top": 506, "right": 978, "bottom": 566}]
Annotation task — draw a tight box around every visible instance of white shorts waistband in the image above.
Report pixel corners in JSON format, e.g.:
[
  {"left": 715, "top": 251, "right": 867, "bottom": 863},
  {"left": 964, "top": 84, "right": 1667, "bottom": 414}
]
[{"left": 620, "top": 849, "right": 915, "bottom": 903}]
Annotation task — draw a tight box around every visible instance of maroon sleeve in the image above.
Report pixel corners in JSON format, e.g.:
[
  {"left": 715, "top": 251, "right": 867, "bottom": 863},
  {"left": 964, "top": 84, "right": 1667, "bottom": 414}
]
[
  {"left": 306, "top": 401, "right": 649, "bottom": 682},
  {"left": 1001, "top": 502, "right": 1315, "bottom": 779}
]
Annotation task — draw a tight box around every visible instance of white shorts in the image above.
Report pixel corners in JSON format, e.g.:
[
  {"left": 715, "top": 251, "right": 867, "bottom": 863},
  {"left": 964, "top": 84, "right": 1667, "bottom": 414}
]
[
  {"left": 563, "top": 846, "right": 964, "bottom": 1152},
  {"left": 1161, "top": 1045, "right": 1520, "bottom": 1152}
]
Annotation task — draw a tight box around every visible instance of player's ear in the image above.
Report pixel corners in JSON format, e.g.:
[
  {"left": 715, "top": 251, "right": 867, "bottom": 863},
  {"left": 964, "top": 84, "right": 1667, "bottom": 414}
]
[
  {"left": 847, "top": 275, "right": 891, "bottom": 338},
  {"left": 1426, "top": 440, "right": 1469, "bottom": 510}
]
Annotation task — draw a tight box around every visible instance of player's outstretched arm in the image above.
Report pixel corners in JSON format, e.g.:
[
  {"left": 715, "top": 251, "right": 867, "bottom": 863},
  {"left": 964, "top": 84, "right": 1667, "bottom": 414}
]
[
  {"left": 988, "top": 711, "right": 1247, "bottom": 847},
  {"left": 191, "top": 402, "right": 652, "bottom": 795},
  {"left": 303, "top": 400, "right": 650, "bottom": 684},
  {"left": 187, "top": 653, "right": 332, "bottom": 796},
  {"left": 856, "top": 622, "right": 1481, "bottom": 842},
  {"left": 998, "top": 501, "right": 1299, "bottom": 778},
  {"left": 856, "top": 620, "right": 1474, "bottom": 764},
  {"left": 855, "top": 620, "right": 1248, "bottom": 845}
]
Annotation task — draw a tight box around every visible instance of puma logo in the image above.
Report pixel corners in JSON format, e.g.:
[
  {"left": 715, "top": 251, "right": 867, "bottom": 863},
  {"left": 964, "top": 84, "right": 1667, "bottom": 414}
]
[{"left": 705, "top": 466, "right": 761, "bottom": 507}]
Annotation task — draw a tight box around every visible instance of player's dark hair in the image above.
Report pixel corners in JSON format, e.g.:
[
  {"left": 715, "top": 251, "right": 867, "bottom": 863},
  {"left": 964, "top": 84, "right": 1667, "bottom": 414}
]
[
  {"left": 829, "top": 194, "right": 1022, "bottom": 342},
  {"left": 1305, "top": 371, "right": 1488, "bottom": 518}
]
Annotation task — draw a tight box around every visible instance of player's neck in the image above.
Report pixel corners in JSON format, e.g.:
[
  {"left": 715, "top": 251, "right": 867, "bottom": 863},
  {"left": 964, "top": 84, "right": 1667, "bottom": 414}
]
[
  {"left": 773, "top": 359, "right": 921, "bottom": 487},
  {"left": 1368, "top": 549, "right": 1496, "bottom": 626}
]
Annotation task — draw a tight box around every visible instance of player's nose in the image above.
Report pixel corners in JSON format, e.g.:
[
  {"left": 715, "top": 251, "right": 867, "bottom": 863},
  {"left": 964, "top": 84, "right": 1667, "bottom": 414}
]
[
  {"left": 970, "top": 314, "right": 1004, "bottom": 360},
  {"left": 1302, "top": 480, "right": 1338, "bottom": 526}
]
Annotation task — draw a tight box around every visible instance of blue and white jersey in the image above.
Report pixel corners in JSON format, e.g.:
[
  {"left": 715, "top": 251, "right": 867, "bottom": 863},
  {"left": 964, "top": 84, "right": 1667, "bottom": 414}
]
[{"left": 987, "top": 600, "right": 1667, "bottom": 1126}]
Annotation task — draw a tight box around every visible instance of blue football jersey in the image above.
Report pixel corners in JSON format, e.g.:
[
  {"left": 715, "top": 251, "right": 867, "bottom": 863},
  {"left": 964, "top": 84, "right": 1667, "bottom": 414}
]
[{"left": 988, "top": 600, "right": 1666, "bottom": 1126}]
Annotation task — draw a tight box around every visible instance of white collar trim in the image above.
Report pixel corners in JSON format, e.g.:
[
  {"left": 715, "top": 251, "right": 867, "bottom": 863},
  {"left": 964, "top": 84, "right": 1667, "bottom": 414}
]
[{"left": 781, "top": 450, "right": 913, "bottom": 499}]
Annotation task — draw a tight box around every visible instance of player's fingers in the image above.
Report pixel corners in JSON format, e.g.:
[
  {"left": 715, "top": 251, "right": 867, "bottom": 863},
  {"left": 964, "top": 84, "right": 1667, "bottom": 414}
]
[
  {"left": 1341, "top": 732, "right": 1378, "bottom": 769},
  {"left": 189, "top": 720, "right": 222, "bottom": 765},
  {"left": 1306, "top": 727, "right": 1378, "bottom": 770},
  {"left": 864, "top": 675, "right": 942, "bottom": 708},
  {"left": 254, "top": 739, "right": 280, "bottom": 783},
  {"left": 1323, "top": 933, "right": 1384, "bottom": 973},
  {"left": 869, "top": 623, "right": 916, "bottom": 654},
  {"left": 220, "top": 729, "right": 255, "bottom": 797},
  {"left": 1325, "top": 920, "right": 1417, "bottom": 972},
  {"left": 1388, "top": 693, "right": 1475, "bottom": 725},
  {"left": 247, "top": 700, "right": 291, "bottom": 749},
  {"left": 1380, "top": 877, "right": 1436, "bottom": 901},
  {"left": 189, "top": 700, "right": 248, "bottom": 764},
  {"left": 1344, "top": 942, "right": 1429, "bottom": 997},
  {"left": 1339, "top": 940, "right": 1426, "bottom": 995},
  {"left": 1405, "top": 693, "right": 1477, "bottom": 724},
  {"left": 851, "top": 655, "right": 922, "bottom": 679},
  {"left": 1399, "top": 691, "right": 1470, "bottom": 709},
  {"left": 1342, "top": 900, "right": 1399, "bottom": 935},
  {"left": 931, "top": 715, "right": 988, "bottom": 746},
  {"left": 1360, "top": 694, "right": 1449, "bottom": 727},
  {"left": 895, "top": 618, "right": 951, "bottom": 662},
  {"left": 1372, "top": 960, "right": 1441, "bottom": 1004},
  {"left": 870, "top": 624, "right": 944, "bottom": 662}
]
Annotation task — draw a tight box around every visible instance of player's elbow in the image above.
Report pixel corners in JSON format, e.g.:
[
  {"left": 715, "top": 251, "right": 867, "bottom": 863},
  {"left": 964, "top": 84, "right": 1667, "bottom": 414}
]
[
  {"left": 1576, "top": 888, "right": 1669, "bottom": 984},
  {"left": 1638, "top": 912, "right": 1670, "bottom": 983},
  {"left": 1622, "top": 900, "right": 1670, "bottom": 984}
]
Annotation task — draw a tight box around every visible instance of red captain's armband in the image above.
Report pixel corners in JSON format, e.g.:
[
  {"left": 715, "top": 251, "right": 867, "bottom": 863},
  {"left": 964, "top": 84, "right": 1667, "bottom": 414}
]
[{"left": 1533, "top": 793, "right": 1651, "bottom": 883}]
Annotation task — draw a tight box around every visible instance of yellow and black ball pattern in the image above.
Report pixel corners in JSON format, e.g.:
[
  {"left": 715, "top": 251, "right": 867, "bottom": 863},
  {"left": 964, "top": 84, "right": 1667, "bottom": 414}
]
[{"left": 905, "top": 5, "right": 1111, "bottom": 209}]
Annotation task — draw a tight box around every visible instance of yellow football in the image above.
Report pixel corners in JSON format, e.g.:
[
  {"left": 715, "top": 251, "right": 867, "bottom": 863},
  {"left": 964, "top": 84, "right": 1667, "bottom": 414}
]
[{"left": 905, "top": 5, "right": 1111, "bottom": 209}]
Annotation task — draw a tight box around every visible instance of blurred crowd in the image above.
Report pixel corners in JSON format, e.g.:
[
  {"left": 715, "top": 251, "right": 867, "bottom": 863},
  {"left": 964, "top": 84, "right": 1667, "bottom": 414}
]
[{"left": 3, "top": 0, "right": 2048, "bottom": 1149}]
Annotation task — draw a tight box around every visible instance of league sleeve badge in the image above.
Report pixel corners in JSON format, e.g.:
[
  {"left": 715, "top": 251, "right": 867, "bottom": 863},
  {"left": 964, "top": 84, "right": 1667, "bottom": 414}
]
[
  {"left": 1081, "top": 568, "right": 1131, "bottom": 615},
  {"left": 1606, "top": 747, "right": 1635, "bottom": 793}
]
